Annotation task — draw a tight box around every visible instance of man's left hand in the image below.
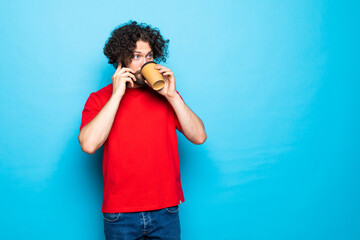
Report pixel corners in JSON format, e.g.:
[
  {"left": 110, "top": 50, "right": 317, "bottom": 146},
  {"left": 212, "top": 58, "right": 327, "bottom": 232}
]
[{"left": 151, "top": 64, "right": 176, "bottom": 99}]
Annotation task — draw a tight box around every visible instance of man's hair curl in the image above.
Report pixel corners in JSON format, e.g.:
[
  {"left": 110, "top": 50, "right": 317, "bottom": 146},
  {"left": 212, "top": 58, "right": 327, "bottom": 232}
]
[{"left": 103, "top": 20, "right": 169, "bottom": 69}]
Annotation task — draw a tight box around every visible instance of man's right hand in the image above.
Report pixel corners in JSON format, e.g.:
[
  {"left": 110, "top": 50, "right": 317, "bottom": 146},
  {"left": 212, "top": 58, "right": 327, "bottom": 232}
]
[{"left": 112, "top": 63, "right": 137, "bottom": 97}]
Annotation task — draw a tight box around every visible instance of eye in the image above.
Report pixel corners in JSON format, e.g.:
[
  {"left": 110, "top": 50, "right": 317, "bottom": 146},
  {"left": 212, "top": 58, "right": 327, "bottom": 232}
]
[
  {"left": 134, "top": 55, "right": 140, "bottom": 59},
  {"left": 147, "top": 54, "right": 153, "bottom": 58}
]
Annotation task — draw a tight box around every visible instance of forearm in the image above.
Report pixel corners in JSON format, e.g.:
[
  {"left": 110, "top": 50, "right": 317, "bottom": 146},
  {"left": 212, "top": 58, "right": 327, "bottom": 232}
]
[
  {"left": 78, "top": 94, "right": 122, "bottom": 154},
  {"left": 166, "top": 93, "right": 207, "bottom": 145}
]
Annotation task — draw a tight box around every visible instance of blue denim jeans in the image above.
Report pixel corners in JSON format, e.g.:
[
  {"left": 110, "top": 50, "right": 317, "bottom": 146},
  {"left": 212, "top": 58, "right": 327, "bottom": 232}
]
[{"left": 103, "top": 205, "right": 180, "bottom": 240}]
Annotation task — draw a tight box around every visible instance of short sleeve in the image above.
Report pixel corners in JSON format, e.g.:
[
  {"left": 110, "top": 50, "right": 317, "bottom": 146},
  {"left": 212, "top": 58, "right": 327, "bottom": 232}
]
[{"left": 80, "top": 93, "right": 102, "bottom": 130}]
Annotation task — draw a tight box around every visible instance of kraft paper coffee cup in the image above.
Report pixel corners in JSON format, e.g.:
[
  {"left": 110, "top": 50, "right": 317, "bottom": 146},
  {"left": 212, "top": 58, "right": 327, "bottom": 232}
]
[{"left": 140, "top": 61, "right": 165, "bottom": 90}]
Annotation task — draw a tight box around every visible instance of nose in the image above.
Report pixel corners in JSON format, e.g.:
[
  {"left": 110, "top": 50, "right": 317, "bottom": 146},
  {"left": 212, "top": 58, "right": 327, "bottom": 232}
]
[{"left": 143, "top": 57, "right": 148, "bottom": 64}]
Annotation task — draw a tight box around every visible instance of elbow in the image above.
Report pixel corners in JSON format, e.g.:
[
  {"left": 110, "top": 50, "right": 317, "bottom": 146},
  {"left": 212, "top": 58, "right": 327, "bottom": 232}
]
[
  {"left": 81, "top": 144, "right": 97, "bottom": 155},
  {"left": 78, "top": 133, "right": 97, "bottom": 155},
  {"left": 194, "top": 133, "right": 207, "bottom": 145}
]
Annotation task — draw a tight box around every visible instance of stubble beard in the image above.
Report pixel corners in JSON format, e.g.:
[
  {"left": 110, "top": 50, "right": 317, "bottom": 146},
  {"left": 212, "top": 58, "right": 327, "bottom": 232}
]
[{"left": 134, "top": 70, "right": 147, "bottom": 88}]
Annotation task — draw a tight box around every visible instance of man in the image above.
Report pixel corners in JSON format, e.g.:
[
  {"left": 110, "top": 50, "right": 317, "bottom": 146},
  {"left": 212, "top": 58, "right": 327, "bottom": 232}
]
[{"left": 78, "top": 21, "right": 207, "bottom": 240}]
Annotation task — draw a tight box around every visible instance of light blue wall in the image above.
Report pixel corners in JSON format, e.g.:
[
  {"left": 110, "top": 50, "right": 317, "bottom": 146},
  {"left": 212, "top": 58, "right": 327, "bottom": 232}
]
[{"left": 1, "top": 0, "right": 359, "bottom": 239}]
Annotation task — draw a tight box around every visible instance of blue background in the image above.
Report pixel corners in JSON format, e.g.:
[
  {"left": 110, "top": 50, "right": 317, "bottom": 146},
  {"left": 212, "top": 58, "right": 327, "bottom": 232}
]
[{"left": 0, "top": 0, "right": 359, "bottom": 239}]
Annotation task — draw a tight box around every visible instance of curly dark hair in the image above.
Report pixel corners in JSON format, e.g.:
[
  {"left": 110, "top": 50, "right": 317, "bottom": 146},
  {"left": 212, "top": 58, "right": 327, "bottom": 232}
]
[{"left": 103, "top": 20, "right": 170, "bottom": 69}]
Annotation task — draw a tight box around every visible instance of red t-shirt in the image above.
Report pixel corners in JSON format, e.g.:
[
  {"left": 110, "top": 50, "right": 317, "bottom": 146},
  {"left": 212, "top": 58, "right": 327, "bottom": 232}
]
[{"left": 80, "top": 84, "right": 185, "bottom": 213}]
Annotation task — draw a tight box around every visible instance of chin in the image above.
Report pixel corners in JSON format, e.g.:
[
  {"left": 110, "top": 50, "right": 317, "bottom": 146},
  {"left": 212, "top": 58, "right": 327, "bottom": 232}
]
[{"left": 135, "top": 74, "right": 147, "bottom": 87}]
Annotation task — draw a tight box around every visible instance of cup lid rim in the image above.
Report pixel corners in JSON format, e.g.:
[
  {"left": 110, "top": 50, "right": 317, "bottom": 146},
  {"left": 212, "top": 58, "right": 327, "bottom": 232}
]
[{"left": 141, "top": 61, "right": 156, "bottom": 70}]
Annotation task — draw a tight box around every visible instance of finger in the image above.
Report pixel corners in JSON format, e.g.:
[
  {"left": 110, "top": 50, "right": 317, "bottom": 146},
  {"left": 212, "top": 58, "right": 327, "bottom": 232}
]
[
  {"left": 121, "top": 72, "right": 137, "bottom": 82},
  {"left": 159, "top": 68, "right": 171, "bottom": 74},
  {"left": 163, "top": 72, "right": 174, "bottom": 76},
  {"left": 114, "top": 71, "right": 136, "bottom": 82},
  {"left": 161, "top": 71, "right": 175, "bottom": 80},
  {"left": 125, "top": 78, "right": 135, "bottom": 88},
  {"left": 122, "top": 68, "right": 135, "bottom": 74},
  {"left": 155, "top": 64, "right": 163, "bottom": 69},
  {"left": 115, "top": 67, "right": 135, "bottom": 76},
  {"left": 114, "top": 63, "right": 123, "bottom": 75},
  {"left": 161, "top": 77, "right": 170, "bottom": 85},
  {"left": 118, "top": 62, "right": 122, "bottom": 69}
]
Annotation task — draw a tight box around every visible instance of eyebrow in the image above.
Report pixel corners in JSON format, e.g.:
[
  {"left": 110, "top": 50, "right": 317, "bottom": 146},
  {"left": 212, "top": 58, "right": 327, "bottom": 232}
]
[{"left": 134, "top": 50, "right": 153, "bottom": 54}]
